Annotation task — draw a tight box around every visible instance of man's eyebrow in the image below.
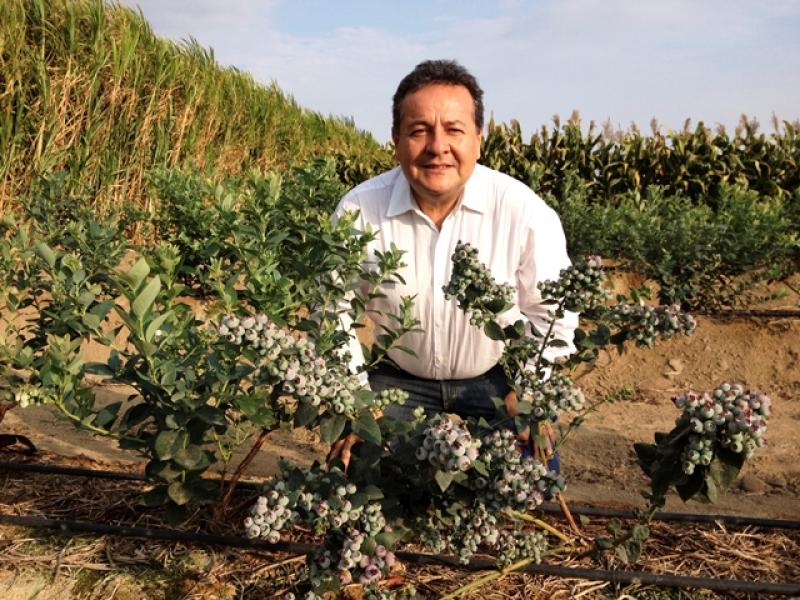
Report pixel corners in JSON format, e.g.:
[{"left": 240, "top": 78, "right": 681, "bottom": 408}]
[{"left": 404, "top": 118, "right": 469, "bottom": 128}]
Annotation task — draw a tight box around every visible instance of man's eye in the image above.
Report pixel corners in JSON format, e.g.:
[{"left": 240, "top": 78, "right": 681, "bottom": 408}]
[{"left": 448, "top": 128, "right": 465, "bottom": 135}]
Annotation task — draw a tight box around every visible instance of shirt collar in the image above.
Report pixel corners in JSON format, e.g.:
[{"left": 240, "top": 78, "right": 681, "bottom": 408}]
[{"left": 386, "top": 164, "right": 487, "bottom": 218}]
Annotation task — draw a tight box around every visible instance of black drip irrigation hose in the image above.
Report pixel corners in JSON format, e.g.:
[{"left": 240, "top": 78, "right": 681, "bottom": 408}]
[
  {"left": 3, "top": 460, "right": 799, "bottom": 531},
  {"left": 1, "top": 514, "right": 799, "bottom": 596},
  {"left": 698, "top": 308, "right": 800, "bottom": 319},
  {"left": 537, "top": 502, "right": 800, "bottom": 531},
  {"left": 0, "top": 459, "right": 260, "bottom": 491}
]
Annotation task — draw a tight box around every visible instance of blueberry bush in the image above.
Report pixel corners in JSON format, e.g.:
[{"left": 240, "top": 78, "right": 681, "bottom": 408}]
[{"left": 0, "top": 169, "right": 773, "bottom": 598}]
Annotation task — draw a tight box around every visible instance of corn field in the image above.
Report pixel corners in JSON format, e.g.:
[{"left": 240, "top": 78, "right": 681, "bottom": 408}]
[{"left": 481, "top": 112, "right": 800, "bottom": 204}]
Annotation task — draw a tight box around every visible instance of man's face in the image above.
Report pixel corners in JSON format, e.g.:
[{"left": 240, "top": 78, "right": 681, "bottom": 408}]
[{"left": 393, "top": 83, "right": 482, "bottom": 209}]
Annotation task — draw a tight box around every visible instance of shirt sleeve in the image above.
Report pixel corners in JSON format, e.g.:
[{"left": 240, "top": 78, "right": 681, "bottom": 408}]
[{"left": 516, "top": 200, "right": 578, "bottom": 371}]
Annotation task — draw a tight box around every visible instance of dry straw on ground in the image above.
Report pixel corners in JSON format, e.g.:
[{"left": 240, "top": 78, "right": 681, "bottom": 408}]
[{"left": 1, "top": 455, "right": 798, "bottom": 599}]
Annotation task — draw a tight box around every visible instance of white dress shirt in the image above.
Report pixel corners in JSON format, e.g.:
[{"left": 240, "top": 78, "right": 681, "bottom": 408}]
[{"left": 334, "top": 164, "right": 578, "bottom": 381}]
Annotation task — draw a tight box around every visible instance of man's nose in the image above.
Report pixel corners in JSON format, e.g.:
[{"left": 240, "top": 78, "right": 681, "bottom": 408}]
[{"left": 426, "top": 128, "right": 449, "bottom": 155}]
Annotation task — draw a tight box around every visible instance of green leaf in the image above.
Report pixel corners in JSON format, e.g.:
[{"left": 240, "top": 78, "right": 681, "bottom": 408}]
[
  {"left": 503, "top": 320, "right": 526, "bottom": 340},
  {"left": 514, "top": 400, "right": 533, "bottom": 416},
  {"left": 630, "top": 523, "right": 649, "bottom": 542},
  {"left": 167, "top": 481, "right": 192, "bottom": 505},
  {"left": 194, "top": 405, "right": 226, "bottom": 426},
  {"left": 153, "top": 430, "right": 185, "bottom": 461},
  {"left": 34, "top": 242, "right": 56, "bottom": 269},
  {"left": 82, "top": 313, "right": 101, "bottom": 330},
  {"left": 319, "top": 414, "right": 347, "bottom": 444},
  {"left": 709, "top": 447, "right": 745, "bottom": 490},
  {"left": 702, "top": 475, "right": 718, "bottom": 504},
  {"left": 361, "top": 485, "right": 384, "bottom": 500},
  {"left": 472, "top": 459, "right": 489, "bottom": 477},
  {"left": 606, "top": 518, "right": 623, "bottom": 536},
  {"left": 295, "top": 319, "right": 318, "bottom": 332},
  {"left": 173, "top": 445, "right": 209, "bottom": 471},
  {"left": 132, "top": 276, "right": 161, "bottom": 319},
  {"left": 119, "top": 402, "right": 150, "bottom": 430},
  {"left": 294, "top": 399, "right": 319, "bottom": 427},
  {"left": 435, "top": 469, "right": 455, "bottom": 492},
  {"left": 89, "top": 300, "right": 114, "bottom": 321},
  {"left": 94, "top": 402, "right": 121, "bottom": 428},
  {"left": 145, "top": 311, "right": 172, "bottom": 343},
  {"left": 375, "top": 529, "right": 407, "bottom": 548},
  {"left": 676, "top": 468, "right": 706, "bottom": 502},
  {"left": 633, "top": 442, "right": 658, "bottom": 475},
  {"left": 353, "top": 411, "right": 381, "bottom": 446},
  {"left": 145, "top": 460, "right": 185, "bottom": 482},
  {"left": 85, "top": 362, "right": 115, "bottom": 377},
  {"left": 483, "top": 320, "right": 506, "bottom": 341},
  {"left": 624, "top": 539, "right": 643, "bottom": 563},
  {"left": 349, "top": 492, "right": 369, "bottom": 509},
  {"left": 491, "top": 396, "right": 506, "bottom": 412},
  {"left": 594, "top": 536, "right": 613, "bottom": 550},
  {"left": 126, "top": 257, "right": 150, "bottom": 290}
]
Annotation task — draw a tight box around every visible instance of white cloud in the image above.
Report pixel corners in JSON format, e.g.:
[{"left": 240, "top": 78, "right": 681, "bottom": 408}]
[{"left": 116, "top": 0, "right": 800, "bottom": 141}]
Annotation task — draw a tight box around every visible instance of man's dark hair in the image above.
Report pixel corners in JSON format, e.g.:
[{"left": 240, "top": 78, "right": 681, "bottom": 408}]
[{"left": 392, "top": 60, "right": 484, "bottom": 134}]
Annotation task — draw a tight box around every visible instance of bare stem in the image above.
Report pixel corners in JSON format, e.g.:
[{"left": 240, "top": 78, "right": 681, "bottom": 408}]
[
  {"left": 220, "top": 426, "right": 270, "bottom": 514},
  {"left": 507, "top": 509, "right": 571, "bottom": 544}
]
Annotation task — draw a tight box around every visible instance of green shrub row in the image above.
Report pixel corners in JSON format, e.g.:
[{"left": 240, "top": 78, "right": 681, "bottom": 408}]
[{"left": 548, "top": 177, "right": 799, "bottom": 308}]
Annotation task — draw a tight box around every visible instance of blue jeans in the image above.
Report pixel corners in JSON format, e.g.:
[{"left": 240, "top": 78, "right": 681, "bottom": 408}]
[{"left": 368, "top": 363, "right": 560, "bottom": 472}]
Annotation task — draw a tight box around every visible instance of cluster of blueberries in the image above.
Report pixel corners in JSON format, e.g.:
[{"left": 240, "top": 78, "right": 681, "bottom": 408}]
[
  {"left": 537, "top": 255, "right": 610, "bottom": 313},
  {"left": 415, "top": 425, "right": 562, "bottom": 564},
  {"left": 442, "top": 241, "right": 516, "bottom": 327},
  {"left": 518, "top": 371, "right": 586, "bottom": 422},
  {"left": 495, "top": 528, "right": 546, "bottom": 568},
  {"left": 610, "top": 303, "right": 697, "bottom": 348},
  {"left": 673, "top": 383, "right": 770, "bottom": 475},
  {"left": 416, "top": 414, "right": 481, "bottom": 472},
  {"left": 478, "top": 429, "right": 566, "bottom": 510},
  {"left": 218, "top": 314, "right": 365, "bottom": 416},
  {"left": 245, "top": 467, "right": 397, "bottom": 593}
]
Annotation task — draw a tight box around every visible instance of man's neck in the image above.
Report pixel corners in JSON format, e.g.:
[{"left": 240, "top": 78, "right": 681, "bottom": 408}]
[{"left": 413, "top": 193, "right": 462, "bottom": 230}]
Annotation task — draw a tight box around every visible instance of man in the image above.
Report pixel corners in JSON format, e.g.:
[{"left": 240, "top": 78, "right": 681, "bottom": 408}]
[{"left": 330, "top": 60, "right": 577, "bottom": 466}]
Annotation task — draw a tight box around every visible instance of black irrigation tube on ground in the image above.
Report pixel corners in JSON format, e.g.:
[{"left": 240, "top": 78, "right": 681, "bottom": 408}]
[
  {"left": 0, "top": 460, "right": 259, "bottom": 491},
  {"left": 537, "top": 502, "right": 800, "bottom": 531},
  {"left": 699, "top": 309, "right": 800, "bottom": 319},
  {"left": 3, "top": 460, "right": 800, "bottom": 531},
  {"left": 1, "top": 513, "right": 799, "bottom": 596}
]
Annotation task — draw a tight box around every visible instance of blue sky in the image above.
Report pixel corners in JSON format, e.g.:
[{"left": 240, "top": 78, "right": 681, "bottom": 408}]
[{"left": 119, "top": 0, "right": 800, "bottom": 143}]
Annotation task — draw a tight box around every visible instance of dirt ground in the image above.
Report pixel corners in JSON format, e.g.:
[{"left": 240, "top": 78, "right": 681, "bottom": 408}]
[{"left": 3, "top": 304, "right": 799, "bottom": 521}]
